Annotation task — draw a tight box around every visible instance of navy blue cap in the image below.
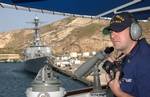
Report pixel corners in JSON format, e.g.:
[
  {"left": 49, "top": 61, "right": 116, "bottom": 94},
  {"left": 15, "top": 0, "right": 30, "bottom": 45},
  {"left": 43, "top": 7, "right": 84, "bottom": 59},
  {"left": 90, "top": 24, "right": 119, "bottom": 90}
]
[{"left": 107, "top": 12, "right": 136, "bottom": 32}]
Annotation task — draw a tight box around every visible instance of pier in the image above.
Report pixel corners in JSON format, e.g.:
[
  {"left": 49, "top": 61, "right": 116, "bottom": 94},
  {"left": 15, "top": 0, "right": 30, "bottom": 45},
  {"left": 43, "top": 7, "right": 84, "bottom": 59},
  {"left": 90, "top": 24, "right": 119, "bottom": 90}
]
[{"left": 0, "top": 54, "right": 21, "bottom": 62}]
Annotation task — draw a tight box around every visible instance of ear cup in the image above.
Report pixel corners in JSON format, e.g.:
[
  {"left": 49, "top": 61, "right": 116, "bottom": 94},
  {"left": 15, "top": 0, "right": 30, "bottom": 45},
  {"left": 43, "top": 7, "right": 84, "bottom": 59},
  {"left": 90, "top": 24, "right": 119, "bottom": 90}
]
[{"left": 130, "top": 22, "right": 142, "bottom": 41}]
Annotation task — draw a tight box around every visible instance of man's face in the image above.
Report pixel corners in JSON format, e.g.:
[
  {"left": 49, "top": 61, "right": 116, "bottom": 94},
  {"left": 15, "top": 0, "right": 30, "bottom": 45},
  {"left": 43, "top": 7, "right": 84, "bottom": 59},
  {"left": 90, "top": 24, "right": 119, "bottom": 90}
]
[{"left": 110, "top": 27, "right": 133, "bottom": 51}]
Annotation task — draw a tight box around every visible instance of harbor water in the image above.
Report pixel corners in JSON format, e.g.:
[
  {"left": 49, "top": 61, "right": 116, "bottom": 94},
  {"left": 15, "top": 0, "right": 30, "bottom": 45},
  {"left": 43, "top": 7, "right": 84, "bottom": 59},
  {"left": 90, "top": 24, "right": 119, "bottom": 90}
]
[{"left": 0, "top": 62, "right": 87, "bottom": 97}]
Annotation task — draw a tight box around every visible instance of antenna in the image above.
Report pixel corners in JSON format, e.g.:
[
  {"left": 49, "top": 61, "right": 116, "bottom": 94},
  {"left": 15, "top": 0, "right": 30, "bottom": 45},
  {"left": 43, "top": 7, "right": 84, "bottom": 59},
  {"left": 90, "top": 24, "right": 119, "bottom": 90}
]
[{"left": 26, "top": 16, "right": 45, "bottom": 47}]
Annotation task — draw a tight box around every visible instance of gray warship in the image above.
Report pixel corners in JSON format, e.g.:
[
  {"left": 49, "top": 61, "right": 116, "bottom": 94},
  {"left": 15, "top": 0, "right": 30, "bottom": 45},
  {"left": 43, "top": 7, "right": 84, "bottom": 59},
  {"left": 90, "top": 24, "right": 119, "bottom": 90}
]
[{"left": 23, "top": 17, "right": 52, "bottom": 73}]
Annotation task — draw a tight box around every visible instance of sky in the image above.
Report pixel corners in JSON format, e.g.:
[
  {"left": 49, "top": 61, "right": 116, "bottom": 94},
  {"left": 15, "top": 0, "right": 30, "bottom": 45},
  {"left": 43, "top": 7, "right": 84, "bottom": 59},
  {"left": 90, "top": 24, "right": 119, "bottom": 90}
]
[{"left": 0, "top": 8, "right": 66, "bottom": 32}]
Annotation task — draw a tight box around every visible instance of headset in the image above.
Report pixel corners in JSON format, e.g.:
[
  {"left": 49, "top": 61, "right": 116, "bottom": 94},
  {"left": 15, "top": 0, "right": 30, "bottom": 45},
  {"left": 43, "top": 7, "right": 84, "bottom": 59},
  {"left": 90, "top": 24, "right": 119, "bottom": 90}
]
[{"left": 130, "top": 17, "right": 142, "bottom": 41}]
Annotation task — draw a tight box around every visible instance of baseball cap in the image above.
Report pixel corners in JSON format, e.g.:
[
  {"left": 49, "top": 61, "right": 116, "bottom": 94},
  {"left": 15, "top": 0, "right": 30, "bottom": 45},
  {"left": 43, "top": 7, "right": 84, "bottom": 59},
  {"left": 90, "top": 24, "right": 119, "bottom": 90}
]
[{"left": 107, "top": 12, "right": 135, "bottom": 32}]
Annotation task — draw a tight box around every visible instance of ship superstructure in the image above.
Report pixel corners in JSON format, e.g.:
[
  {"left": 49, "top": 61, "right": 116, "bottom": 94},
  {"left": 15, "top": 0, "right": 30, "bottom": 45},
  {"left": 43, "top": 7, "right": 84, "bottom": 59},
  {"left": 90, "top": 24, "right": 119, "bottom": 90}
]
[{"left": 24, "top": 17, "right": 52, "bottom": 73}]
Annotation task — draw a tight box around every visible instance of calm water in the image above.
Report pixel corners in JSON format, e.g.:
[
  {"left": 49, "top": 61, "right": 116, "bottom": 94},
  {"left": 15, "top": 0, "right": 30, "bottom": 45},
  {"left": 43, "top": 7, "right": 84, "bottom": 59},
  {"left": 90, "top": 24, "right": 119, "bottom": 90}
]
[{"left": 0, "top": 62, "right": 87, "bottom": 97}]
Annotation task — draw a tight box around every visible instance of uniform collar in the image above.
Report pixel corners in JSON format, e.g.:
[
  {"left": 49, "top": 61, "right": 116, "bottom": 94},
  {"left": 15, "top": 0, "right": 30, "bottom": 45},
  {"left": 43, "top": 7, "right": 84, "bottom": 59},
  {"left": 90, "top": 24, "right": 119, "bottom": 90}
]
[{"left": 125, "top": 38, "right": 146, "bottom": 59}]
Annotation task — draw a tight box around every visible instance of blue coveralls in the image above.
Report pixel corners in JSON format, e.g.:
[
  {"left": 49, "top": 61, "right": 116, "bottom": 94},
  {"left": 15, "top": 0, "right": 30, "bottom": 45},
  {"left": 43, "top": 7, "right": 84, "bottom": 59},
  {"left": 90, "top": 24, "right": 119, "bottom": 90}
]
[{"left": 120, "top": 38, "right": 150, "bottom": 97}]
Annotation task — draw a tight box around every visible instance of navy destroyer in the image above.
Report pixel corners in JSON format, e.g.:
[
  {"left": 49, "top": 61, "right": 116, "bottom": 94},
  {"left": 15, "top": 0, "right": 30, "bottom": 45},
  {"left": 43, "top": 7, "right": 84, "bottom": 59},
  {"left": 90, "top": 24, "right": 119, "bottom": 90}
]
[{"left": 23, "top": 17, "right": 52, "bottom": 73}]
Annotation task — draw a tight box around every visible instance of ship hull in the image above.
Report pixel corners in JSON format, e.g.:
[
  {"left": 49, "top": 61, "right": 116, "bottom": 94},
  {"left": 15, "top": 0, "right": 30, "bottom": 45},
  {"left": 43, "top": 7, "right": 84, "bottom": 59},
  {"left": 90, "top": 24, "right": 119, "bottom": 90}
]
[{"left": 24, "top": 57, "right": 48, "bottom": 73}]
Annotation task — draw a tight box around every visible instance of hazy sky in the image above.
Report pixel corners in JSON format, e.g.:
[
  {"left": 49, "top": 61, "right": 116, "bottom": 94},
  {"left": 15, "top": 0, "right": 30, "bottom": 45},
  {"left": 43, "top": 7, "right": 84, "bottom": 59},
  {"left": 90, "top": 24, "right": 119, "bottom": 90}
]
[{"left": 0, "top": 8, "right": 66, "bottom": 32}]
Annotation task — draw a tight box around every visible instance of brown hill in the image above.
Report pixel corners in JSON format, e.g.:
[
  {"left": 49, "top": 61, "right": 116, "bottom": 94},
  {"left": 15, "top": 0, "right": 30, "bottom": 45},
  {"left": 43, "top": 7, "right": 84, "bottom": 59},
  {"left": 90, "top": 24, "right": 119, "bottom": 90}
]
[{"left": 0, "top": 17, "right": 150, "bottom": 57}]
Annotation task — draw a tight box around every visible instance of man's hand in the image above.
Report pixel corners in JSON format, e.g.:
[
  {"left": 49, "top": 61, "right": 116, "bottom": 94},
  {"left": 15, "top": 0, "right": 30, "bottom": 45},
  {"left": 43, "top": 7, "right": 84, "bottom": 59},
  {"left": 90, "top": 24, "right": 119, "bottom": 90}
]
[
  {"left": 105, "top": 71, "right": 133, "bottom": 97},
  {"left": 106, "top": 71, "right": 121, "bottom": 94}
]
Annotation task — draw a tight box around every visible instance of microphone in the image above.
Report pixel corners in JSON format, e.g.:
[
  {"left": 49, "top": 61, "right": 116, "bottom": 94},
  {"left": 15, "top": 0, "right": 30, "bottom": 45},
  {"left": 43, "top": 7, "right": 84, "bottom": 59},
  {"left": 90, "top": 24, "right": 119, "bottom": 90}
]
[{"left": 74, "top": 47, "right": 114, "bottom": 78}]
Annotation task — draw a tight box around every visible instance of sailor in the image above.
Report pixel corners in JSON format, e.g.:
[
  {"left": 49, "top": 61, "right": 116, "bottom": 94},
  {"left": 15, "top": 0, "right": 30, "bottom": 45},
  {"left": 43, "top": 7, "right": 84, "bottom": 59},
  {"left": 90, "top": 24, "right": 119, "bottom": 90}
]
[{"left": 105, "top": 12, "right": 150, "bottom": 97}]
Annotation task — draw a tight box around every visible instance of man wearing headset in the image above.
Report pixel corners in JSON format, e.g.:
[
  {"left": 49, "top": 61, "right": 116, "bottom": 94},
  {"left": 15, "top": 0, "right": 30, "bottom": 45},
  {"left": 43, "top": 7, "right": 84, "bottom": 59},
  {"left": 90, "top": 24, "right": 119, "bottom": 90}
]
[{"left": 105, "top": 12, "right": 150, "bottom": 97}]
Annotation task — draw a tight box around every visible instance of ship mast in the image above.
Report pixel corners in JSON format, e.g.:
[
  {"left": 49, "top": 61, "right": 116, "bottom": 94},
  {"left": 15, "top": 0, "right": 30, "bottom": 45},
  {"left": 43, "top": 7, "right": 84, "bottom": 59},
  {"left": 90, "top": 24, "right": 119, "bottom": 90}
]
[{"left": 33, "top": 16, "right": 42, "bottom": 47}]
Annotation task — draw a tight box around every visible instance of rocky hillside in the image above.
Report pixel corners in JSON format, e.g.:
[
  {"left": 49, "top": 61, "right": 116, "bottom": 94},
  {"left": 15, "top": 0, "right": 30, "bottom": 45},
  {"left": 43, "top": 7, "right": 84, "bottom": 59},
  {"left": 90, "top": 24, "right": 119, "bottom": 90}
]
[{"left": 0, "top": 17, "right": 150, "bottom": 57}]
